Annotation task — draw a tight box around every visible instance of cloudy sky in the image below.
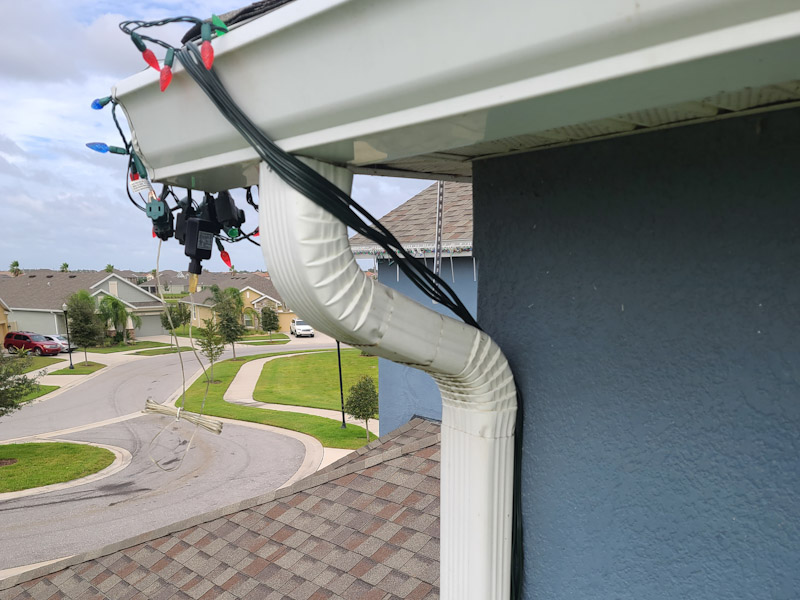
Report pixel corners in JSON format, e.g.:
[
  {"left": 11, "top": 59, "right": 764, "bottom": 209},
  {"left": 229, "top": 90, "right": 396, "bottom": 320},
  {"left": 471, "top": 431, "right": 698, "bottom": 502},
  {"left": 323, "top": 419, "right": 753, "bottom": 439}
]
[{"left": 0, "top": 0, "right": 431, "bottom": 274}]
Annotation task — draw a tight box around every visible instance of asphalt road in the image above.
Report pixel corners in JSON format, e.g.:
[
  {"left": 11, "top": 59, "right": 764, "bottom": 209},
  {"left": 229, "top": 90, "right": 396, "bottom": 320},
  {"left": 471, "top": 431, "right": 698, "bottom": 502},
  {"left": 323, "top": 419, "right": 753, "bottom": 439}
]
[{"left": 0, "top": 336, "right": 338, "bottom": 571}]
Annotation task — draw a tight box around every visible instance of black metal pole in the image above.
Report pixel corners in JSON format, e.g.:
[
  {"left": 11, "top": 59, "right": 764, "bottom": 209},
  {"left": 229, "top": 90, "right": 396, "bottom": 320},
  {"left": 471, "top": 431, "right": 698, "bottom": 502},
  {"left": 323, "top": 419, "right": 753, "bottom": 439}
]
[
  {"left": 63, "top": 308, "right": 74, "bottom": 369},
  {"left": 337, "top": 340, "right": 346, "bottom": 428}
]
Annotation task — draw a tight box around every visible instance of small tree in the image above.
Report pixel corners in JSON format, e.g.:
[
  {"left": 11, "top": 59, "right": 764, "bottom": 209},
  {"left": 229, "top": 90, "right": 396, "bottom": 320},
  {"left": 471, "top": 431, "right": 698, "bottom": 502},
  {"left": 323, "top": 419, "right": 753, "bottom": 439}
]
[
  {"left": 9, "top": 260, "right": 20, "bottom": 277},
  {"left": 161, "top": 303, "right": 191, "bottom": 334},
  {"left": 0, "top": 352, "right": 40, "bottom": 419},
  {"left": 105, "top": 264, "right": 114, "bottom": 273},
  {"left": 59, "top": 262, "right": 69, "bottom": 272},
  {"left": 196, "top": 318, "right": 224, "bottom": 383},
  {"left": 211, "top": 285, "right": 245, "bottom": 358},
  {"left": 345, "top": 375, "right": 379, "bottom": 442},
  {"left": 66, "top": 290, "right": 103, "bottom": 364},
  {"left": 260, "top": 306, "right": 280, "bottom": 341}
]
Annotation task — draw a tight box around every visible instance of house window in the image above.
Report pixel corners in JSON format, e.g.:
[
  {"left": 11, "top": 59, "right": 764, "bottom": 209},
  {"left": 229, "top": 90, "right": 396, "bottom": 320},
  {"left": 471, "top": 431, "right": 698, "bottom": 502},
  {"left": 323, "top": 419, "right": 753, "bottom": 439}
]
[
  {"left": 244, "top": 313, "right": 253, "bottom": 328},
  {"left": 246, "top": 291, "right": 250, "bottom": 299}
]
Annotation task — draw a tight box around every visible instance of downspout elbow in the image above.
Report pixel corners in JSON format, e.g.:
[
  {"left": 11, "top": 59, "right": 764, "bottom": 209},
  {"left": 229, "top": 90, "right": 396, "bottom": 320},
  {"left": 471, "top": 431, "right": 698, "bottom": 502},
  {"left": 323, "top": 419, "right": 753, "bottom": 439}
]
[{"left": 259, "top": 160, "right": 517, "bottom": 599}]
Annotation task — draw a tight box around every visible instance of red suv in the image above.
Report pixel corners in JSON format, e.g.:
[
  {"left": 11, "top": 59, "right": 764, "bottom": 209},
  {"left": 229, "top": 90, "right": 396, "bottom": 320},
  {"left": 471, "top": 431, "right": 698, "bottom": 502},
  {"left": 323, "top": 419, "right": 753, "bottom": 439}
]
[{"left": 3, "top": 331, "right": 62, "bottom": 356}]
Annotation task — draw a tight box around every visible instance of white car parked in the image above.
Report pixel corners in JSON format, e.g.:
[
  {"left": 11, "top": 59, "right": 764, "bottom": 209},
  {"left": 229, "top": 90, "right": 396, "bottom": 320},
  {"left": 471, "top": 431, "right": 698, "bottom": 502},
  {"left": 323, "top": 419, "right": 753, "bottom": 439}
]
[
  {"left": 290, "top": 319, "right": 315, "bottom": 337},
  {"left": 43, "top": 334, "right": 78, "bottom": 353}
]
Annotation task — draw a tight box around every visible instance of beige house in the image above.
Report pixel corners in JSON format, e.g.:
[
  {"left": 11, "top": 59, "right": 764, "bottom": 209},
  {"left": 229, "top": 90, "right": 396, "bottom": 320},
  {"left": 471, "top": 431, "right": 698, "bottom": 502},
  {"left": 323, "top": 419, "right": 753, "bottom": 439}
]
[
  {"left": 180, "top": 273, "right": 295, "bottom": 332},
  {"left": 0, "top": 298, "right": 9, "bottom": 339}
]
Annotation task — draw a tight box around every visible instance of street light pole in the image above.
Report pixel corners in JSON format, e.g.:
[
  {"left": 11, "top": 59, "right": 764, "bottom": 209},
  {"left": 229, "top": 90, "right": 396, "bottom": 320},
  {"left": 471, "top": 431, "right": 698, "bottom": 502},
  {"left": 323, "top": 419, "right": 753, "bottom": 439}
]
[
  {"left": 337, "top": 340, "right": 346, "bottom": 428},
  {"left": 62, "top": 303, "right": 74, "bottom": 369}
]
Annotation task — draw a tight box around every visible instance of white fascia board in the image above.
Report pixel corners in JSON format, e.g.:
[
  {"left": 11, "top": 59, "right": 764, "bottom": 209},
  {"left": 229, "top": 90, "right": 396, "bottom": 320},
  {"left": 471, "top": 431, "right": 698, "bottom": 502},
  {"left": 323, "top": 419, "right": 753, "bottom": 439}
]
[
  {"left": 113, "top": 0, "right": 800, "bottom": 190},
  {"left": 91, "top": 273, "right": 165, "bottom": 304},
  {"left": 252, "top": 293, "right": 282, "bottom": 306},
  {"left": 178, "top": 299, "right": 213, "bottom": 308},
  {"left": 0, "top": 297, "right": 10, "bottom": 311},
  {"left": 8, "top": 308, "right": 61, "bottom": 314}
]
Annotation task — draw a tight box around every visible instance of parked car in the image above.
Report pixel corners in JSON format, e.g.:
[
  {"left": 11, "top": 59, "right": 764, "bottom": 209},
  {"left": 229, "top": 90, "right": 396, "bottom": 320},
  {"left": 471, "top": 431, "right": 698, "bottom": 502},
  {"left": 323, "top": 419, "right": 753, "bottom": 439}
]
[
  {"left": 42, "top": 334, "right": 77, "bottom": 353},
  {"left": 3, "top": 331, "right": 62, "bottom": 356},
  {"left": 290, "top": 319, "right": 315, "bottom": 337}
]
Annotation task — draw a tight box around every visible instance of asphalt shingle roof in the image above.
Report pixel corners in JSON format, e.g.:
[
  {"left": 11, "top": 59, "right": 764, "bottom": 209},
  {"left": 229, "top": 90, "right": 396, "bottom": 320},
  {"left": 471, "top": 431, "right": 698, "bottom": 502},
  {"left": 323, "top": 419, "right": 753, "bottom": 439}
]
[
  {"left": 349, "top": 183, "right": 472, "bottom": 256},
  {"left": 0, "top": 272, "right": 158, "bottom": 311},
  {"left": 0, "top": 419, "right": 441, "bottom": 600}
]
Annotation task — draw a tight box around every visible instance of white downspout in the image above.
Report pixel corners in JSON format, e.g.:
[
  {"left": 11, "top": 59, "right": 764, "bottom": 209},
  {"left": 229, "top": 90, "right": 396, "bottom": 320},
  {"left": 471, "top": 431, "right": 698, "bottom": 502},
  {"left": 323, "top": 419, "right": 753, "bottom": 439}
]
[{"left": 259, "top": 160, "right": 517, "bottom": 600}]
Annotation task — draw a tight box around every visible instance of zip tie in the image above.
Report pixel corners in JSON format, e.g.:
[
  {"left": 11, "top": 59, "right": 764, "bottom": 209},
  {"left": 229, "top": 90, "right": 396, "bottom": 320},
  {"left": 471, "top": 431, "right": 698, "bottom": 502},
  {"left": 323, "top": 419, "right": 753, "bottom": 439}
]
[{"left": 176, "top": 406, "right": 182, "bottom": 421}]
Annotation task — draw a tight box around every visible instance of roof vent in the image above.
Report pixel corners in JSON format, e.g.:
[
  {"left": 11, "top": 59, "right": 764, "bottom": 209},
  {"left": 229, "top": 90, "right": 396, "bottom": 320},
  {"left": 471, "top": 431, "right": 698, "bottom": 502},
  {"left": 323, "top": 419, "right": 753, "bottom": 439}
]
[
  {"left": 28, "top": 275, "right": 35, "bottom": 278},
  {"left": 69, "top": 275, "right": 77, "bottom": 278},
  {"left": 46, "top": 275, "right": 53, "bottom": 278}
]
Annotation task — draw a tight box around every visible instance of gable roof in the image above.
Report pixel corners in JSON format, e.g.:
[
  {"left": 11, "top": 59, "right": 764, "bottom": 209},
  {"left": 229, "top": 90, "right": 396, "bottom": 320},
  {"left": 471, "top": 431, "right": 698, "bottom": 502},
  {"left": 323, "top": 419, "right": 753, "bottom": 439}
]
[
  {"left": 189, "top": 273, "right": 284, "bottom": 305},
  {"left": 0, "top": 418, "right": 441, "bottom": 598},
  {"left": 0, "top": 272, "right": 164, "bottom": 312},
  {"left": 350, "top": 182, "right": 473, "bottom": 258}
]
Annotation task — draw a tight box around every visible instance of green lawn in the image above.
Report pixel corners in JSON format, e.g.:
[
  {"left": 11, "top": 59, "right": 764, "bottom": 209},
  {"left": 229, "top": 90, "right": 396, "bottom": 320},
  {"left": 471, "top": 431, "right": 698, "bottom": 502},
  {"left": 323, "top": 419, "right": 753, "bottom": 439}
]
[
  {"left": 50, "top": 361, "right": 106, "bottom": 375},
  {"left": 18, "top": 385, "right": 60, "bottom": 403},
  {"left": 253, "top": 349, "right": 378, "bottom": 411},
  {"left": 134, "top": 346, "right": 194, "bottom": 356},
  {"left": 86, "top": 341, "right": 170, "bottom": 354},
  {"left": 178, "top": 351, "right": 369, "bottom": 449},
  {"left": 242, "top": 339, "right": 290, "bottom": 346},
  {"left": 0, "top": 442, "right": 115, "bottom": 493},
  {"left": 243, "top": 333, "right": 290, "bottom": 341},
  {"left": 14, "top": 356, "right": 65, "bottom": 374},
  {"left": 171, "top": 324, "right": 201, "bottom": 337}
]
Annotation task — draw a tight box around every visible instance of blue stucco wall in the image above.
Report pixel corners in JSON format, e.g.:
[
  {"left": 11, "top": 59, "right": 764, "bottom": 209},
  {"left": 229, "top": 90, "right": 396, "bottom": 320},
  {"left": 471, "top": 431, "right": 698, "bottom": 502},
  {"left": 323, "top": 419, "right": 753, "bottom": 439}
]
[
  {"left": 473, "top": 108, "right": 800, "bottom": 600},
  {"left": 377, "top": 257, "right": 477, "bottom": 432}
]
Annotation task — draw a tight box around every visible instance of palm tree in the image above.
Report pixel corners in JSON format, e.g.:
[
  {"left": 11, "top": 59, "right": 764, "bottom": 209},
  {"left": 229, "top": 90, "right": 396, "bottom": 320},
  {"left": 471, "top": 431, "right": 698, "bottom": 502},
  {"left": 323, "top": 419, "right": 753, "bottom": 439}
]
[
  {"left": 105, "top": 264, "right": 114, "bottom": 273},
  {"left": 9, "top": 260, "right": 20, "bottom": 277},
  {"left": 59, "top": 262, "right": 69, "bottom": 272},
  {"left": 98, "top": 295, "right": 141, "bottom": 344}
]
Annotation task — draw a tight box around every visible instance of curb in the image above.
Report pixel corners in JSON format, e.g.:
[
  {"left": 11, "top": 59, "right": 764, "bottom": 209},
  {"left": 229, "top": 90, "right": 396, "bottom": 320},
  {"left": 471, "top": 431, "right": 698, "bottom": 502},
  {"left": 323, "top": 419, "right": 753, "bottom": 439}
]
[{"left": 0, "top": 439, "right": 132, "bottom": 501}]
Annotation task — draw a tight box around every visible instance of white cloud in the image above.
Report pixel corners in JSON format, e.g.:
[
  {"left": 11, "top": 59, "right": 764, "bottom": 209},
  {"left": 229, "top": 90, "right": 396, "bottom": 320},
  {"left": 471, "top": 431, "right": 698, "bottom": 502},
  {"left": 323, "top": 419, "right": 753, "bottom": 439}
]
[{"left": 0, "top": 1, "right": 438, "bottom": 275}]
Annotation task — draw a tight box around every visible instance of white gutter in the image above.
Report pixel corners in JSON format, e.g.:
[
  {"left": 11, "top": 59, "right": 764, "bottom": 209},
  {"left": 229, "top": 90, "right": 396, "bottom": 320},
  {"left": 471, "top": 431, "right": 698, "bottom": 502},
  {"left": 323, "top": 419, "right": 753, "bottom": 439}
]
[{"left": 259, "top": 160, "right": 517, "bottom": 599}]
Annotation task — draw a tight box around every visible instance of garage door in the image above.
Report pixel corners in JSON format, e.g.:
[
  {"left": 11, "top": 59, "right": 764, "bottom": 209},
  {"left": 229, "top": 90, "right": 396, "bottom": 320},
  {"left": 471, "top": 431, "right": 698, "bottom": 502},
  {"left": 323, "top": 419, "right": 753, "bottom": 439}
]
[{"left": 136, "top": 314, "right": 167, "bottom": 337}]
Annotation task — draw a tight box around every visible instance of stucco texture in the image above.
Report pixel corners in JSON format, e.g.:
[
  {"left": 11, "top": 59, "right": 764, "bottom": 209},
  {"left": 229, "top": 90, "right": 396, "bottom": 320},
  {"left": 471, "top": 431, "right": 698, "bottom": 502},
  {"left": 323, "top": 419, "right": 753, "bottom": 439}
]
[{"left": 473, "top": 108, "right": 800, "bottom": 600}]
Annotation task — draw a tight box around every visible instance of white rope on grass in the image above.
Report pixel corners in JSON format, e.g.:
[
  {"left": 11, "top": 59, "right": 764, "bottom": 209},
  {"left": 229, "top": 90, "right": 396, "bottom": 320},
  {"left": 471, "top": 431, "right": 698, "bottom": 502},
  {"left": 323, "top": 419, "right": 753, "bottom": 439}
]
[{"left": 144, "top": 399, "right": 222, "bottom": 434}]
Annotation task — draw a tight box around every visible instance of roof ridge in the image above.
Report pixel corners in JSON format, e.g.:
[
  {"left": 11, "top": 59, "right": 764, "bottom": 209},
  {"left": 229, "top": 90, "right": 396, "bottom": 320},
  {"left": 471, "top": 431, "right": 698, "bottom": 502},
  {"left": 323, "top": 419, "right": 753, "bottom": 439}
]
[{"left": 0, "top": 425, "right": 441, "bottom": 591}]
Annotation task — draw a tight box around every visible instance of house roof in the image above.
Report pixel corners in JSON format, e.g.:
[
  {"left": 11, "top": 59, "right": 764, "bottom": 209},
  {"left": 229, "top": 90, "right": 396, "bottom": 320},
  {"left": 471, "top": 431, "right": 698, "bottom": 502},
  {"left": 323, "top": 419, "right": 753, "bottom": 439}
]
[
  {"left": 185, "top": 273, "right": 284, "bottom": 306},
  {"left": 0, "top": 418, "right": 441, "bottom": 599},
  {"left": 350, "top": 182, "right": 473, "bottom": 258},
  {"left": 0, "top": 272, "right": 162, "bottom": 312}
]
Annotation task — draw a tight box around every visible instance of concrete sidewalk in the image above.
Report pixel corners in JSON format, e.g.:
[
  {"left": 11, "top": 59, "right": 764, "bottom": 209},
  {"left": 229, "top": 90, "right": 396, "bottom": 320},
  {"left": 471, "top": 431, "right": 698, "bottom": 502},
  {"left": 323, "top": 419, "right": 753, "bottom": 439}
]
[{"left": 224, "top": 353, "right": 380, "bottom": 437}]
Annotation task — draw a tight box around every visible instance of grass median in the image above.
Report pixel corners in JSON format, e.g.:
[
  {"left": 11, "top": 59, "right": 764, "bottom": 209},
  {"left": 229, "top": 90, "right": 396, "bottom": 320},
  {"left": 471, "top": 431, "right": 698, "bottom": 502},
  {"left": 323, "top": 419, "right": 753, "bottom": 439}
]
[
  {"left": 0, "top": 442, "right": 115, "bottom": 493},
  {"left": 177, "top": 350, "right": 369, "bottom": 449},
  {"left": 253, "top": 349, "right": 377, "bottom": 411},
  {"left": 87, "top": 341, "right": 171, "bottom": 353},
  {"left": 19, "top": 384, "right": 60, "bottom": 403},
  {"left": 135, "top": 346, "right": 194, "bottom": 356},
  {"left": 51, "top": 361, "right": 105, "bottom": 375},
  {"left": 14, "top": 356, "right": 65, "bottom": 374}
]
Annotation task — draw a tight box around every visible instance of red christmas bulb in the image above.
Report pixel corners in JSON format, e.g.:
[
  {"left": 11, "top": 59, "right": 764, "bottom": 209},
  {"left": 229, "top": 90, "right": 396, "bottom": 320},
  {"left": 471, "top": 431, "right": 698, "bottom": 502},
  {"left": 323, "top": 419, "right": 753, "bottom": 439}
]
[
  {"left": 130, "top": 172, "right": 139, "bottom": 181},
  {"left": 220, "top": 250, "right": 231, "bottom": 268},
  {"left": 152, "top": 228, "right": 157, "bottom": 238},
  {"left": 142, "top": 48, "right": 160, "bottom": 71},
  {"left": 201, "top": 40, "right": 214, "bottom": 70},
  {"left": 160, "top": 65, "right": 173, "bottom": 92},
  {"left": 253, "top": 227, "right": 260, "bottom": 237}
]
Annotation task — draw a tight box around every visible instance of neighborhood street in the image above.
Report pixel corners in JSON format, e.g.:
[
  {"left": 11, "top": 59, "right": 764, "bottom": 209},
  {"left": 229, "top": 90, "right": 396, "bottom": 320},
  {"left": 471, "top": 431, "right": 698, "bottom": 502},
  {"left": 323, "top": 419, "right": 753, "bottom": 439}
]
[{"left": 0, "top": 335, "right": 339, "bottom": 573}]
